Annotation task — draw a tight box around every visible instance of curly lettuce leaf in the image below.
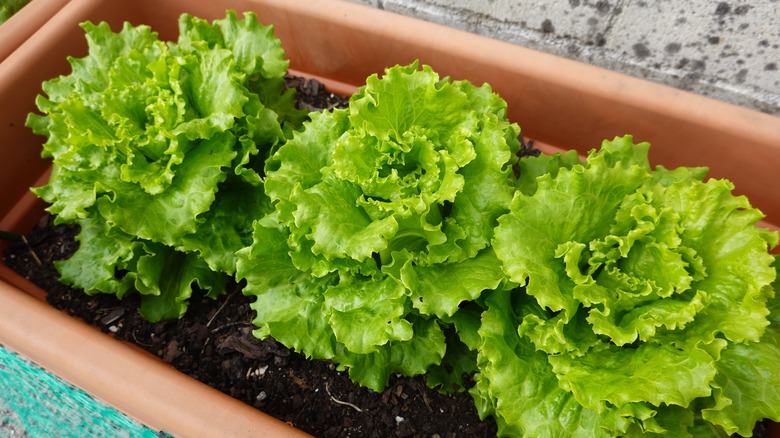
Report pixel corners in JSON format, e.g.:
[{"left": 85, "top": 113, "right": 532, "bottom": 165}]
[
  {"left": 701, "top": 260, "right": 780, "bottom": 435},
  {"left": 176, "top": 177, "right": 272, "bottom": 274},
  {"left": 263, "top": 60, "right": 519, "bottom": 298},
  {"left": 57, "top": 217, "right": 227, "bottom": 321},
  {"left": 333, "top": 314, "right": 447, "bottom": 392},
  {"left": 177, "top": 11, "right": 306, "bottom": 129},
  {"left": 472, "top": 290, "right": 607, "bottom": 437},
  {"left": 235, "top": 214, "right": 341, "bottom": 360},
  {"left": 402, "top": 248, "right": 506, "bottom": 317},
  {"left": 177, "top": 10, "right": 288, "bottom": 80},
  {"left": 31, "top": 20, "right": 251, "bottom": 241}
]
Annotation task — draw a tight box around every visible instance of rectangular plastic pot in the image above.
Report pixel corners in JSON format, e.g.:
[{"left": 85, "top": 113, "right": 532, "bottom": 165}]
[{"left": 1, "top": 0, "right": 778, "bottom": 436}]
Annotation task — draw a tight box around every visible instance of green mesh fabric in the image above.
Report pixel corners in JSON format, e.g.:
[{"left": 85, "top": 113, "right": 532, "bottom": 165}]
[{"left": 0, "top": 344, "right": 168, "bottom": 437}]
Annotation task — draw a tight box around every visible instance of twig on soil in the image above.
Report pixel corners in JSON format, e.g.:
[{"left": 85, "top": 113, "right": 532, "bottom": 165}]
[
  {"left": 325, "top": 382, "right": 365, "bottom": 413},
  {"left": 206, "top": 287, "right": 240, "bottom": 328},
  {"left": 201, "top": 321, "right": 254, "bottom": 355},
  {"left": 21, "top": 235, "right": 43, "bottom": 266},
  {"left": 209, "top": 321, "right": 253, "bottom": 335},
  {"left": 417, "top": 380, "right": 434, "bottom": 414}
]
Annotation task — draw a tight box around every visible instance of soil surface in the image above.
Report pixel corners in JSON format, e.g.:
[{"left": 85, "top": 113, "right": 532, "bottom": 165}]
[
  {"left": 3, "top": 75, "right": 773, "bottom": 438},
  {"left": 2, "top": 76, "right": 500, "bottom": 438}
]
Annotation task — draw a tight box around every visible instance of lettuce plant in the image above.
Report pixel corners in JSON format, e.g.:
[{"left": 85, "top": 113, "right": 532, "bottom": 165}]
[
  {"left": 477, "top": 136, "right": 780, "bottom": 436},
  {"left": 27, "top": 11, "right": 302, "bottom": 321},
  {"left": 236, "top": 62, "right": 521, "bottom": 391}
]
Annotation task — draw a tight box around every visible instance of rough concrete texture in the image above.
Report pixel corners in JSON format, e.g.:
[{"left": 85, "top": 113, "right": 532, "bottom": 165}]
[{"left": 347, "top": 0, "right": 780, "bottom": 115}]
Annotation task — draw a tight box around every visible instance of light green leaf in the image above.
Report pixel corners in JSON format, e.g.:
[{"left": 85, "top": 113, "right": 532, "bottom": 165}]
[
  {"left": 248, "top": 62, "right": 521, "bottom": 393},
  {"left": 701, "top": 310, "right": 780, "bottom": 434},
  {"left": 236, "top": 214, "right": 341, "bottom": 360},
  {"left": 548, "top": 339, "right": 724, "bottom": 410},
  {"left": 335, "top": 315, "right": 447, "bottom": 392},
  {"left": 55, "top": 216, "right": 137, "bottom": 297},
  {"left": 178, "top": 177, "right": 273, "bottom": 274},
  {"left": 407, "top": 248, "right": 506, "bottom": 317},
  {"left": 494, "top": 139, "right": 648, "bottom": 319},
  {"left": 472, "top": 290, "right": 606, "bottom": 437},
  {"left": 97, "top": 132, "right": 237, "bottom": 244},
  {"left": 324, "top": 275, "right": 413, "bottom": 354},
  {"left": 135, "top": 242, "right": 228, "bottom": 322}
]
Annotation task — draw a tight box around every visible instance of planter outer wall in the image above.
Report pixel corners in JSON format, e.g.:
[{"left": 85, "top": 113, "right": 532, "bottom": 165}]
[{"left": 0, "top": 0, "right": 779, "bottom": 436}]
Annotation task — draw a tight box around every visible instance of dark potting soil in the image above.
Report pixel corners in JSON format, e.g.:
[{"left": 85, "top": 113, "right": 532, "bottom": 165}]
[{"left": 2, "top": 75, "right": 503, "bottom": 438}]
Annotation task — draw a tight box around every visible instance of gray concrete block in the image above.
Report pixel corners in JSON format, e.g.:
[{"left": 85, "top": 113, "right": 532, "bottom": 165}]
[{"left": 348, "top": 0, "right": 780, "bottom": 115}]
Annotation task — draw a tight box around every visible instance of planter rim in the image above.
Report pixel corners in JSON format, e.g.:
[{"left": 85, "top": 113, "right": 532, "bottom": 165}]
[{"left": 0, "top": 0, "right": 70, "bottom": 63}]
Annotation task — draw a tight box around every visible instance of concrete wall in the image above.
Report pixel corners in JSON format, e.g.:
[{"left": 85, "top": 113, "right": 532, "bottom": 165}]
[{"left": 347, "top": 0, "right": 780, "bottom": 116}]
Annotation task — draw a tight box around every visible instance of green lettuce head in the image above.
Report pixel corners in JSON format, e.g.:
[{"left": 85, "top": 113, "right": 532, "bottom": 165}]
[
  {"left": 27, "top": 11, "right": 302, "bottom": 320},
  {"left": 477, "top": 135, "right": 780, "bottom": 436},
  {"left": 237, "top": 62, "right": 521, "bottom": 390}
]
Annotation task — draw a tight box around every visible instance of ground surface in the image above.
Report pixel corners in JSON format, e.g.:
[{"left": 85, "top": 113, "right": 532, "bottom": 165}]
[{"left": 347, "top": 0, "right": 780, "bottom": 116}]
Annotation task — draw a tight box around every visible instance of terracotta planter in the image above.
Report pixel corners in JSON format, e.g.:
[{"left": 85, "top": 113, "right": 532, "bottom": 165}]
[{"left": 0, "top": 0, "right": 778, "bottom": 436}]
